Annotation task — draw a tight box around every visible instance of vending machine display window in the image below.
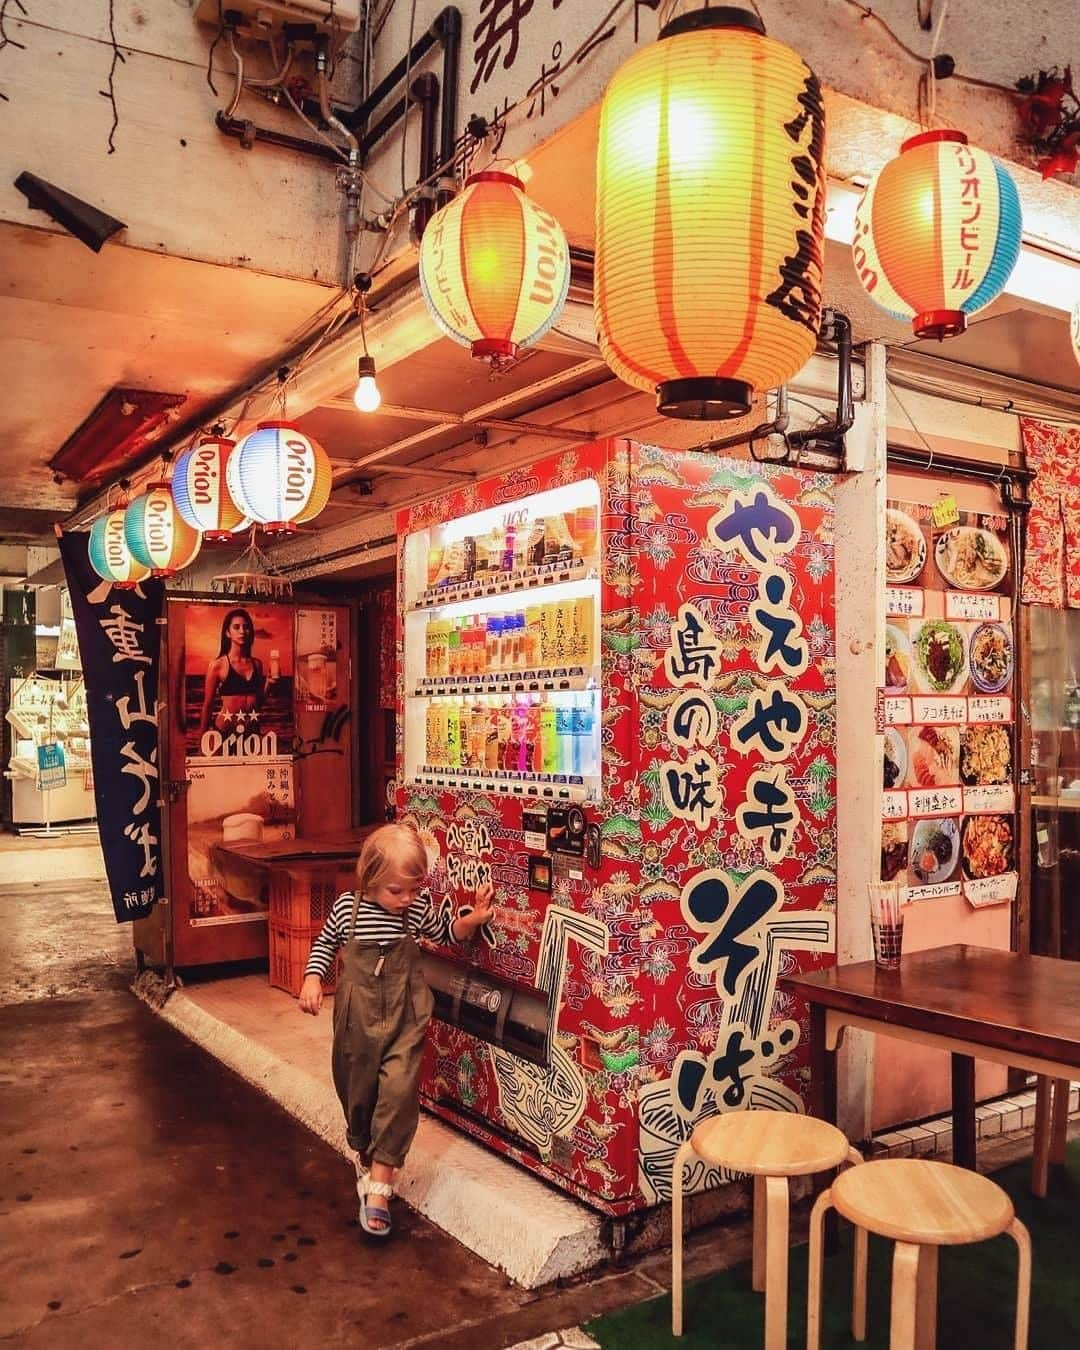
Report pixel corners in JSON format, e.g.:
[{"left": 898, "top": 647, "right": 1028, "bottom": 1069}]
[{"left": 400, "top": 479, "right": 603, "bottom": 805}]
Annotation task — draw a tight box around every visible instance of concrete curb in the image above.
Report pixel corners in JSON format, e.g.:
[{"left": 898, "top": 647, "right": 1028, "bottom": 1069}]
[{"left": 131, "top": 972, "right": 607, "bottom": 1288}]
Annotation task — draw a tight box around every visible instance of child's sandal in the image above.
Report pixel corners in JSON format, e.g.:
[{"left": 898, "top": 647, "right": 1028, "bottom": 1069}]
[
  {"left": 359, "top": 1179, "right": 393, "bottom": 1238},
  {"left": 353, "top": 1154, "right": 370, "bottom": 1198}
]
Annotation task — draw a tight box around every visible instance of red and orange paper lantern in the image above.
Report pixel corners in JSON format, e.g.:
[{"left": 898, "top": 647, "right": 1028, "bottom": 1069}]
[
  {"left": 594, "top": 7, "right": 826, "bottom": 419},
  {"left": 124, "top": 483, "right": 202, "bottom": 577},
  {"left": 171, "top": 435, "right": 248, "bottom": 541},
  {"left": 418, "top": 170, "right": 570, "bottom": 362},
  {"left": 852, "top": 129, "right": 1023, "bottom": 339}
]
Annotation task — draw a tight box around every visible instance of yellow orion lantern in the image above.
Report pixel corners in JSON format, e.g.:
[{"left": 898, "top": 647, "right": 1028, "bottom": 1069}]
[
  {"left": 124, "top": 482, "right": 202, "bottom": 577},
  {"left": 419, "top": 170, "right": 570, "bottom": 363},
  {"left": 595, "top": 7, "right": 826, "bottom": 419}
]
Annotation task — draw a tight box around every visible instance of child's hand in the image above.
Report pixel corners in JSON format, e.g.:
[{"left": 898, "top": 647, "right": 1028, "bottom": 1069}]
[
  {"left": 456, "top": 883, "right": 496, "bottom": 936},
  {"left": 298, "top": 974, "right": 324, "bottom": 1015}
]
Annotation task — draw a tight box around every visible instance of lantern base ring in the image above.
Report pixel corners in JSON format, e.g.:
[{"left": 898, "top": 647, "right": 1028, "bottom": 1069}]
[
  {"left": 262, "top": 522, "right": 297, "bottom": 537},
  {"left": 470, "top": 338, "right": 519, "bottom": 361},
  {"left": 656, "top": 377, "right": 752, "bottom": 421},
  {"left": 913, "top": 309, "right": 967, "bottom": 341}
]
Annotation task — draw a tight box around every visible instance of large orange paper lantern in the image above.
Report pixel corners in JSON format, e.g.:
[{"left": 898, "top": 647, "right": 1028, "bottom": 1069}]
[
  {"left": 852, "top": 129, "right": 1022, "bottom": 340},
  {"left": 172, "top": 435, "right": 248, "bottom": 541},
  {"left": 89, "top": 508, "right": 151, "bottom": 589},
  {"left": 419, "top": 170, "right": 570, "bottom": 362},
  {"left": 124, "top": 483, "right": 202, "bottom": 577},
  {"left": 594, "top": 7, "right": 826, "bottom": 419}
]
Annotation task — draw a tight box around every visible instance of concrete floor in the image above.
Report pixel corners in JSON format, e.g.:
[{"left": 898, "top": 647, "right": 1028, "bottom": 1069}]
[{"left": 0, "top": 837, "right": 753, "bottom": 1349}]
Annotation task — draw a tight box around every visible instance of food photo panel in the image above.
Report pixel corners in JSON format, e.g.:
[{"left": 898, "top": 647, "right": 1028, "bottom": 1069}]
[{"left": 908, "top": 816, "right": 961, "bottom": 888}]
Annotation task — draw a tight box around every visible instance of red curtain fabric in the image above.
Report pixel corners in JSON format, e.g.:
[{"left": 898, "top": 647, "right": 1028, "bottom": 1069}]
[{"left": 1021, "top": 416, "right": 1080, "bottom": 608}]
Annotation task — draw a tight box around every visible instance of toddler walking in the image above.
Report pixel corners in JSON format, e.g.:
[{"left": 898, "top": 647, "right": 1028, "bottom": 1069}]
[{"left": 299, "top": 823, "right": 493, "bottom": 1237}]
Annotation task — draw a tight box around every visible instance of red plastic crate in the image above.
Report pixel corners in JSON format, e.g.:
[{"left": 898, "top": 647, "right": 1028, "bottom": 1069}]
[
  {"left": 267, "top": 863, "right": 355, "bottom": 929},
  {"left": 269, "top": 919, "right": 341, "bottom": 998}
]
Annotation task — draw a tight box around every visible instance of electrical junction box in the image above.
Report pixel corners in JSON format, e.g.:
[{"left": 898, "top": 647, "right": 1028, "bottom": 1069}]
[{"left": 195, "top": 0, "right": 361, "bottom": 38}]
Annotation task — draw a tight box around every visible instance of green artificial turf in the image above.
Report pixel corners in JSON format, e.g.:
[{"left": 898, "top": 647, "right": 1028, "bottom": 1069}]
[{"left": 587, "top": 1143, "right": 1080, "bottom": 1348}]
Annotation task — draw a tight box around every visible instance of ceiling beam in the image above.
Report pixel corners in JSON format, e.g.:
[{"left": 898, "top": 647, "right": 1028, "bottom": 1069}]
[
  {"left": 325, "top": 396, "right": 597, "bottom": 440},
  {"left": 333, "top": 359, "right": 611, "bottom": 485}
]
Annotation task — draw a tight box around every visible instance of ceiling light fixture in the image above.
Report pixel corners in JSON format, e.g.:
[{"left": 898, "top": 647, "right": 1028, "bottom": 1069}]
[
  {"left": 353, "top": 353, "right": 382, "bottom": 412},
  {"left": 351, "top": 271, "right": 382, "bottom": 413}
]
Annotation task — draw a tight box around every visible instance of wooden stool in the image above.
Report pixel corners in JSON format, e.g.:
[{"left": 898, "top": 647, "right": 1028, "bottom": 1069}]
[
  {"left": 807, "top": 1157, "right": 1031, "bottom": 1350},
  {"left": 1032, "top": 1076, "right": 1071, "bottom": 1198},
  {"left": 672, "top": 1110, "right": 861, "bottom": 1348}
]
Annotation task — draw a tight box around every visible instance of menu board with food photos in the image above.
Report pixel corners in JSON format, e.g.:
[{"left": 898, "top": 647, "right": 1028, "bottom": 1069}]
[{"left": 881, "top": 499, "right": 1017, "bottom": 907}]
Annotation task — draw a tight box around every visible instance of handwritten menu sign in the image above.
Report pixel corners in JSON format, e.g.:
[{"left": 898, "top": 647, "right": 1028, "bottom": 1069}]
[{"left": 881, "top": 499, "right": 1017, "bottom": 905}]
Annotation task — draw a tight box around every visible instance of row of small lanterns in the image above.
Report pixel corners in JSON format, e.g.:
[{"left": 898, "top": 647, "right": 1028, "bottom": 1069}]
[
  {"left": 89, "top": 424, "right": 332, "bottom": 585},
  {"left": 91, "top": 6, "right": 1045, "bottom": 586}
]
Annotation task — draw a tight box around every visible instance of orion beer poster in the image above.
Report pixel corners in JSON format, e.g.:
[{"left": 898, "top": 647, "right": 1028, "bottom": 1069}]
[{"left": 58, "top": 531, "right": 165, "bottom": 923}]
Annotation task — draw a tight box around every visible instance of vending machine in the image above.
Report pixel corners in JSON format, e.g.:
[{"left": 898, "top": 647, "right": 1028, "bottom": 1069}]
[{"left": 396, "top": 439, "right": 837, "bottom": 1214}]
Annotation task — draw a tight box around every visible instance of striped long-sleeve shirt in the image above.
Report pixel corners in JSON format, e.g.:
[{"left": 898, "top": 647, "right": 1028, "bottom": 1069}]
[{"left": 303, "top": 889, "right": 453, "bottom": 982}]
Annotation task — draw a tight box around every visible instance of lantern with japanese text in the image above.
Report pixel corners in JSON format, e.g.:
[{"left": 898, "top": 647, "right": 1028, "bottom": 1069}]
[
  {"left": 852, "top": 129, "right": 1022, "bottom": 339},
  {"left": 1071, "top": 299, "right": 1080, "bottom": 368},
  {"left": 124, "top": 483, "right": 202, "bottom": 577},
  {"left": 418, "top": 171, "right": 570, "bottom": 363},
  {"left": 88, "top": 508, "right": 151, "bottom": 589},
  {"left": 594, "top": 8, "right": 826, "bottom": 420},
  {"left": 171, "top": 435, "right": 249, "bottom": 541},
  {"left": 226, "top": 421, "right": 333, "bottom": 535}
]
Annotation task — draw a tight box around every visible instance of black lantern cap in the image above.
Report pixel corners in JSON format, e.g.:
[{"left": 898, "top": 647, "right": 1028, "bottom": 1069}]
[
  {"left": 657, "top": 377, "right": 753, "bottom": 421},
  {"left": 660, "top": 7, "right": 766, "bottom": 40}
]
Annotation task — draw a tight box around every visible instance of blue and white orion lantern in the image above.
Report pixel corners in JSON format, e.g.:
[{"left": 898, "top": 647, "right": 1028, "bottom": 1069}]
[
  {"left": 225, "top": 421, "right": 333, "bottom": 535},
  {"left": 89, "top": 508, "right": 151, "bottom": 588},
  {"left": 171, "top": 435, "right": 249, "bottom": 541}
]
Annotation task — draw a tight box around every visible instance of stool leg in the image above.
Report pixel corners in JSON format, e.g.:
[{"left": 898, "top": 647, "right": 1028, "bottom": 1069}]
[
  {"left": 671, "top": 1140, "right": 694, "bottom": 1338},
  {"left": 846, "top": 1145, "right": 864, "bottom": 1167},
  {"left": 1008, "top": 1216, "right": 1032, "bottom": 1350},
  {"left": 807, "top": 1188, "right": 833, "bottom": 1350},
  {"left": 752, "top": 1173, "right": 767, "bottom": 1292},
  {"left": 1050, "top": 1077, "right": 1070, "bottom": 1166},
  {"left": 1032, "top": 1076, "right": 1052, "bottom": 1198},
  {"left": 764, "top": 1175, "right": 790, "bottom": 1350},
  {"left": 852, "top": 1222, "right": 869, "bottom": 1341},
  {"left": 914, "top": 1244, "right": 939, "bottom": 1350},
  {"left": 890, "top": 1241, "right": 921, "bottom": 1350}
]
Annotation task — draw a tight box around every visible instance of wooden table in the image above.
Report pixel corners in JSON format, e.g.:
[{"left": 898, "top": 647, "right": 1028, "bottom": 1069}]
[
  {"left": 780, "top": 944, "right": 1080, "bottom": 1170},
  {"left": 211, "top": 828, "right": 374, "bottom": 913}
]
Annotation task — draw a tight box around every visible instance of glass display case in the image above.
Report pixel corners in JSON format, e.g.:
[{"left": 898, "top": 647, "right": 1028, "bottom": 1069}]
[
  {"left": 399, "top": 479, "right": 603, "bottom": 805},
  {"left": 1030, "top": 606, "right": 1080, "bottom": 957}
]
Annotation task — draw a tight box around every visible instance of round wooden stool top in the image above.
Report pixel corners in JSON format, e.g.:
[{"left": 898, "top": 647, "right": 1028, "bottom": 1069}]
[
  {"left": 831, "top": 1159, "right": 1014, "bottom": 1245},
  {"left": 690, "top": 1110, "right": 852, "bottom": 1176}
]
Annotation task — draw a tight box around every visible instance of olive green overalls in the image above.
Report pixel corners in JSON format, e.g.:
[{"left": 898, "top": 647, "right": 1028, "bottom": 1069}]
[{"left": 331, "top": 893, "right": 435, "bottom": 1169}]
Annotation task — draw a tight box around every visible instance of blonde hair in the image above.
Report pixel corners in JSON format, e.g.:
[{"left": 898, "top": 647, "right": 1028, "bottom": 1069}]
[{"left": 355, "top": 823, "right": 429, "bottom": 897}]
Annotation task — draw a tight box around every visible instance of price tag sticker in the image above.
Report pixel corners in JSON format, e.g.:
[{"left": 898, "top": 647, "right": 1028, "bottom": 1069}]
[{"left": 932, "top": 495, "right": 960, "bottom": 528}]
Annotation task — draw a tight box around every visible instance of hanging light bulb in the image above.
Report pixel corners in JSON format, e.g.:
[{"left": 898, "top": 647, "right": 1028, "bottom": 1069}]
[
  {"left": 353, "top": 354, "right": 382, "bottom": 412},
  {"left": 852, "top": 129, "right": 1022, "bottom": 339},
  {"left": 594, "top": 7, "right": 826, "bottom": 419}
]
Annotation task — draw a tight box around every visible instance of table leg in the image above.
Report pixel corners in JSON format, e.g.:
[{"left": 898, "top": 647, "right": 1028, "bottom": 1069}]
[
  {"left": 950, "top": 1053, "right": 976, "bottom": 1169},
  {"left": 811, "top": 1004, "right": 839, "bottom": 1252}
]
